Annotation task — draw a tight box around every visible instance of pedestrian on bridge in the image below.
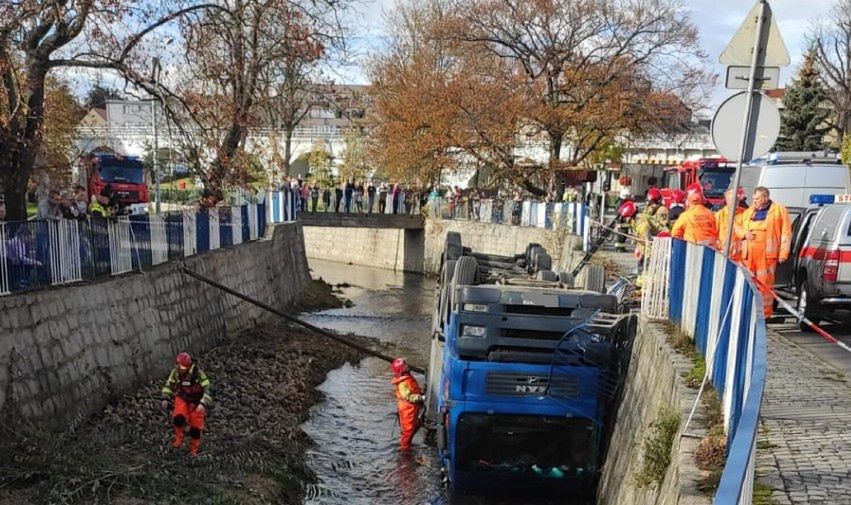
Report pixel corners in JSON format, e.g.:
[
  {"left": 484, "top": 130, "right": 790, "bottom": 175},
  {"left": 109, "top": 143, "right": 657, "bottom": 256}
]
[
  {"left": 391, "top": 358, "right": 424, "bottom": 451},
  {"left": 737, "top": 186, "right": 792, "bottom": 318},
  {"left": 671, "top": 192, "right": 718, "bottom": 248},
  {"left": 161, "top": 352, "right": 212, "bottom": 457}
]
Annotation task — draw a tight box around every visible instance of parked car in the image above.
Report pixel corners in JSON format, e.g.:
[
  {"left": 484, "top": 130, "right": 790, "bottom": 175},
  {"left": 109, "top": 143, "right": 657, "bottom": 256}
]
[
  {"left": 775, "top": 195, "right": 851, "bottom": 330},
  {"left": 740, "top": 152, "right": 850, "bottom": 208}
]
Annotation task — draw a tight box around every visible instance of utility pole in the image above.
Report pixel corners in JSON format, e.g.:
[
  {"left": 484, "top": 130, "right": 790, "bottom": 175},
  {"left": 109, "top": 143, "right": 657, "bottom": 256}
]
[{"left": 152, "top": 57, "right": 162, "bottom": 213}]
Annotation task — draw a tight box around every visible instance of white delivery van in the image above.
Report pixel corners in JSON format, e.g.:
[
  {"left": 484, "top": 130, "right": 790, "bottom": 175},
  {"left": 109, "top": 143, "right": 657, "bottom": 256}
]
[{"left": 739, "top": 152, "right": 850, "bottom": 208}]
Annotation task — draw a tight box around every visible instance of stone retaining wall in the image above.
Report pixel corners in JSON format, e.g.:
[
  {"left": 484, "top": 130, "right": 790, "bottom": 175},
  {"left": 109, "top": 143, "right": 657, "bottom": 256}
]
[
  {"left": 302, "top": 226, "right": 424, "bottom": 272},
  {"left": 599, "top": 319, "right": 711, "bottom": 505},
  {"left": 0, "top": 223, "right": 309, "bottom": 427}
]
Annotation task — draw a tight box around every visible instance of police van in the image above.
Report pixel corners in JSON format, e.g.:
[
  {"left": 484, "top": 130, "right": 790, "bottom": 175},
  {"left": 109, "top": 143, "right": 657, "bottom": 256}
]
[{"left": 775, "top": 194, "right": 851, "bottom": 330}]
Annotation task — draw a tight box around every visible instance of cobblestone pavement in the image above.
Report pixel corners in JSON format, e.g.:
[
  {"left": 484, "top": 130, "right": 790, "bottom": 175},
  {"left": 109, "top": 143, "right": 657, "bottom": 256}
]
[{"left": 756, "top": 329, "right": 851, "bottom": 504}]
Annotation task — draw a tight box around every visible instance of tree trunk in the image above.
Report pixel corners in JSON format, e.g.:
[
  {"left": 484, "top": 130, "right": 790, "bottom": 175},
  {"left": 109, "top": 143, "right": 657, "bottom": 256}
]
[
  {"left": 284, "top": 128, "right": 293, "bottom": 179},
  {"left": 3, "top": 185, "right": 28, "bottom": 222},
  {"left": 548, "top": 130, "right": 563, "bottom": 195}
]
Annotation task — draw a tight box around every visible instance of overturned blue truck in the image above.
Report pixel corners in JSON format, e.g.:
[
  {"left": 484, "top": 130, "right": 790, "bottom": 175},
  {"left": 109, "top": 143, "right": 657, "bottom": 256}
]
[{"left": 423, "top": 233, "right": 637, "bottom": 499}]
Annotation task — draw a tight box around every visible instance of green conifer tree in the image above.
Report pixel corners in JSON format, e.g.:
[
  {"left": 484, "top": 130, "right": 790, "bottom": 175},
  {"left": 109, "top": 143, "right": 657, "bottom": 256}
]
[{"left": 776, "top": 50, "right": 830, "bottom": 151}]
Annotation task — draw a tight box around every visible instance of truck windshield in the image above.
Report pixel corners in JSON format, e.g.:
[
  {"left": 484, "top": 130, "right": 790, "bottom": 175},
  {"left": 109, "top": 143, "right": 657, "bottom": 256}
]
[
  {"left": 456, "top": 413, "right": 594, "bottom": 476},
  {"left": 698, "top": 170, "right": 733, "bottom": 198},
  {"left": 99, "top": 166, "right": 144, "bottom": 184}
]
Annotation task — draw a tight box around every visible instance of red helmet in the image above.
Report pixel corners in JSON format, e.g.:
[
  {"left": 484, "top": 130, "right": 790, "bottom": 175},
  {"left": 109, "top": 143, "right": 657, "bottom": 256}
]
[
  {"left": 176, "top": 352, "right": 192, "bottom": 368},
  {"left": 656, "top": 231, "right": 671, "bottom": 238},
  {"left": 671, "top": 189, "right": 686, "bottom": 204},
  {"left": 618, "top": 200, "right": 637, "bottom": 219},
  {"left": 686, "top": 183, "right": 704, "bottom": 198},
  {"left": 391, "top": 358, "right": 409, "bottom": 377},
  {"left": 647, "top": 187, "right": 663, "bottom": 203}
]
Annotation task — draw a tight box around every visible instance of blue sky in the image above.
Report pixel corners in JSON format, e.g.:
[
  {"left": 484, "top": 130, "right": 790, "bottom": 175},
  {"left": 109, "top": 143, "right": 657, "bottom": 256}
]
[{"left": 336, "top": 0, "right": 839, "bottom": 109}]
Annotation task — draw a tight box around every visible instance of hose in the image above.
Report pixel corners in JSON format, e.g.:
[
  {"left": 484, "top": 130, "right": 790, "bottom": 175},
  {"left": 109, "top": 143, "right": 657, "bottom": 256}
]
[{"left": 179, "top": 266, "right": 426, "bottom": 373}]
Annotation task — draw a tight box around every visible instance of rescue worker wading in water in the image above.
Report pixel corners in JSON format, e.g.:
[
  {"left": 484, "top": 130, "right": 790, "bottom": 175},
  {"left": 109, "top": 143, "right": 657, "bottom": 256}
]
[
  {"left": 391, "top": 358, "right": 424, "bottom": 450},
  {"left": 161, "top": 352, "right": 212, "bottom": 456}
]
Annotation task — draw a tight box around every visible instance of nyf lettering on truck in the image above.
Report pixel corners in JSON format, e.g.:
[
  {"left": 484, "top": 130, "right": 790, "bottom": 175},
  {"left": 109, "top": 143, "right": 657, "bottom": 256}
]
[
  {"left": 424, "top": 234, "right": 636, "bottom": 499},
  {"left": 83, "top": 153, "right": 149, "bottom": 208}
]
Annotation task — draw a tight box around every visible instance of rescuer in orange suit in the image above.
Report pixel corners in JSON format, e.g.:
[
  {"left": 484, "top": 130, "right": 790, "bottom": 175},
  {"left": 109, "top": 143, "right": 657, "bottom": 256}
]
[
  {"left": 670, "top": 192, "right": 719, "bottom": 247},
  {"left": 161, "top": 352, "right": 212, "bottom": 456},
  {"left": 391, "top": 358, "right": 424, "bottom": 450},
  {"left": 737, "top": 186, "right": 792, "bottom": 318},
  {"left": 715, "top": 188, "right": 748, "bottom": 262}
]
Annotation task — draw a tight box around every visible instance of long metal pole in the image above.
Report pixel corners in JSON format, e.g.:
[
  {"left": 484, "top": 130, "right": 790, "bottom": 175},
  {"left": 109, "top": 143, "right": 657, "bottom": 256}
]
[
  {"left": 724, "top": 0, "right": 767, "bottom": 258},
  {"left": 152, "top": 99, "right": 161, "bottom": 214}
]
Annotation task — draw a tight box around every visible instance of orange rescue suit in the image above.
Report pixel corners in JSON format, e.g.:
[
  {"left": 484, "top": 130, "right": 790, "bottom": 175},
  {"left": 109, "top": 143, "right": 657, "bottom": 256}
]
[
  {"left": 670, "top": 205, "right": 719, "bottom": 248},
  {"left": 736, "top": 201, "right": 792, "bottom": 318},
  {"left": 715, "top": 206, "right": 746, "bottom": 261},
  {"left": 392, "top": 374, "right": 422, "bottom": 450}
]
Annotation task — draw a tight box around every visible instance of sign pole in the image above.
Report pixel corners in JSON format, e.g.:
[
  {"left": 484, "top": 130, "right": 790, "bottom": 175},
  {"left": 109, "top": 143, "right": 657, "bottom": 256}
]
[{"left": 723, "top": 0, "right": 768, "bottom": 259}]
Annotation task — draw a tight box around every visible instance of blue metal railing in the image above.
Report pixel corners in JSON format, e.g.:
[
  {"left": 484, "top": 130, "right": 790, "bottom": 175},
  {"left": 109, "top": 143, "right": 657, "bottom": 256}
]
[
  {"left": 0, "top": 202, "right": 267, "bottom": 297},
  {"left": 665, "top": 239, "right": 766, "bottom": 505}
]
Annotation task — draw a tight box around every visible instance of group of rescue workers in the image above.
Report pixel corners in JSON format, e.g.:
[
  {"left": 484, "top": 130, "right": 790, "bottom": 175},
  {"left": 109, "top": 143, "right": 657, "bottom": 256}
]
[
  {"left": 618, "top": 183, "right": 791, "bottom": 319},
  {"left": 158, "top": 351, "right": 424, "bottom": 455}
]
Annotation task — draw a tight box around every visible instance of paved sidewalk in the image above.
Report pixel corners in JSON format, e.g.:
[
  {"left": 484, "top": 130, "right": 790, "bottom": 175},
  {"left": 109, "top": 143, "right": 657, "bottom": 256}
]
[{"left": 756, "top": 331, "right": 851, "bottom": 504}]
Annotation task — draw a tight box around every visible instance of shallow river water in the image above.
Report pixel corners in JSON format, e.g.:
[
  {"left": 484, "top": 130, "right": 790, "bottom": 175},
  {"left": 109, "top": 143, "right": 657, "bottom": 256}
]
[{"left": 300, "top": 259, "right": 581, "bottom": 505}]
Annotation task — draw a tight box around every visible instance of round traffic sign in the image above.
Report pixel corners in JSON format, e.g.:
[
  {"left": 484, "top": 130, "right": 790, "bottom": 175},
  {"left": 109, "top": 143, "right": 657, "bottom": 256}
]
[{"left": 711, "top": 91, "right": 780, "bottom": 162}]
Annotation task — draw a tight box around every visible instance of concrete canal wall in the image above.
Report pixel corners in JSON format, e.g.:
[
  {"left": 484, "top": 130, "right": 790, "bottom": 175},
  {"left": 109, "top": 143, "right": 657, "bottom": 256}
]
[
  {"left": 0, "top": 223, "right": 309, "bottom": 426},
  {"left": 598, "top": 319, "right": 710, "bottom": 505},
  {"left": 302, "top": 226, "right": 425, "bottom": 272}
]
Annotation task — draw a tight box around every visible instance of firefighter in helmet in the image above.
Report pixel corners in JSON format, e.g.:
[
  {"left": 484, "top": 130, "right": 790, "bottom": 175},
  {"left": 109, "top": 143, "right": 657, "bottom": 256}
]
[
  {"left": 390, "top": 357, "right": 424, "bottom": 450},
  {"left": 619, "top": 200, "right": 665, "bottom": 272},
  {"left": 161, "top": 352, "right": 212, "bottom": 456},
  {"left": 644, "top": 187, "right": 668, "bottom": 224}
]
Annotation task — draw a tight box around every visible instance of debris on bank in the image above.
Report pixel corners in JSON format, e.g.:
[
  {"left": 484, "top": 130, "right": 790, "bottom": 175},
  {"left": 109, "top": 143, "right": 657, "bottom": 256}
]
[
  {"left": 0, "top": 321, "right": 370, "bottom": 505},
  {"left": 296, "top": 277, "right": 348, "bottom": 312}
]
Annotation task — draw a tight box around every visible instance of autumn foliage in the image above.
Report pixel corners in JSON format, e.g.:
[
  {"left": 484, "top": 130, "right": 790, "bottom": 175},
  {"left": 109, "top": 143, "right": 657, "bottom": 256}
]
[{"left": 369, "top": 0, "right": 712, "bottom": 193}]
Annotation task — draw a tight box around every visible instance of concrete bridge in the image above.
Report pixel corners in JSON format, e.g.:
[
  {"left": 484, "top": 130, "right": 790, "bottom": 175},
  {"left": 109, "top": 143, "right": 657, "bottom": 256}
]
[{"left": 297, "top": 212, "right": 424, "bottom": 229}]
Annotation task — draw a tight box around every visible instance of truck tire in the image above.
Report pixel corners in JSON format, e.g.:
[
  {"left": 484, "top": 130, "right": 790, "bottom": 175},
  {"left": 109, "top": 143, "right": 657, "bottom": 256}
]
[
  {"left": 535, "top": 253, "right": 552, "bottom": 272},
  {"left": 528, "top": 245, "right": 544, "bottom": 268},
  {"left": 451, "top": 256, "right": 479, "bottom": 310},
  {"left": 424, "top": 338, "right": 444, "bottom": 426},
  {"left": 439, "top": 260, "right": 456, "bottom": 327},
  {"left": 525, "top": 242, "right": 542, "bottom": 263},
  {"left": 559, "top": 271, "right": 575, "bottom": 287},
  {"left": 445, "top": 232, "right": 463, "bottom": 261},
  {"left": 582, "top": 264, "right": 606, "bottom": 293},
  {"left": 536, "top": 269, "right": 558, "bottom": 282}
]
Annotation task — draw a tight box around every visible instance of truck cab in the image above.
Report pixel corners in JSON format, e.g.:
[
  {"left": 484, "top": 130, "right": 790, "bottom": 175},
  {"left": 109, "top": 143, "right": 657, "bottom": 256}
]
[
  {"left": 84, "top": 153, "right": 149, "bottom": 209},
  {"left": 662, "top": 157, "right": 735, "bottom": 208},
  {"left": 425, "top": 234, "right": 635, "bottom": 497}
]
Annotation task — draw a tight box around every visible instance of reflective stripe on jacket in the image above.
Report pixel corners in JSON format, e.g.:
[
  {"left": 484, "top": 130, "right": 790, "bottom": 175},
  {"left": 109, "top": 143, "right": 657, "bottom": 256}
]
[
  {"left": 737, "top": 201, "right": 792, "bottom": 261},
  {"left": 162, "top": 364, "right": 212, "bottom": 406}
]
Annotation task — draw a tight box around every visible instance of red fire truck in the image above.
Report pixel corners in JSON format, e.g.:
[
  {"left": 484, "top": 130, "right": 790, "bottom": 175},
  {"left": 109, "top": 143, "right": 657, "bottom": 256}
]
[
  {"left": 661, "top": 157, "right": 736, "bottom": 208},
  {"left": 82, "top": 153, "right": 149, "bottom": 210}
]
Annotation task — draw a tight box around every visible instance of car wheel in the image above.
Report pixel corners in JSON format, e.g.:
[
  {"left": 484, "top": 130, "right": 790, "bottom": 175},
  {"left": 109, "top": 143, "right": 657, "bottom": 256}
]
[
  {"left": 451, "top": 257, "right": 479, "bottom": 310},
  {"left": 536, "top": 269, "right": 558, "bottom": 282},
  {"left": 797, "top": 278, "right": 817, "bottom": 332}
]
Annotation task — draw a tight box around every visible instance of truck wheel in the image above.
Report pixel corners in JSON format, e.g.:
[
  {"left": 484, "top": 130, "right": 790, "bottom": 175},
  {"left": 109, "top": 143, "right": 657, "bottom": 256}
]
[
  {"left": 536, "top": 269, "right": 558, "bottom": 282},
  {"left": 451, "top": 257, "right": 479, "bottom": 309},
  {"left": 528, "top": 245, "right": 544, "bottom": 268},
  {"left": 559, "top": 271, "right": 575, "bottom": 287},
  {"left": 445, "top": 232, "right": 463, "bottom": 261},
  {"left": 797, "top": 278, "right": 818, "bottom": 332},
  {"left": 535, "top": 253, "right": 552, "bottom": 272},
  {"left": 582, "top": 264, "right": 606, "bottom": 293},
  {"left": 525, "top": 242, "right": 542, "bottom": 263}
]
